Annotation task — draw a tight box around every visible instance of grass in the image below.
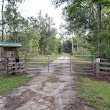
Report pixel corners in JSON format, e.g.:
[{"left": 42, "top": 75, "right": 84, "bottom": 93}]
[
  {"left": 77, "top": 76, "right": 110, "bottom": 110},
  {"left": 72, "top": 55, "right": 93, "bottom": 64},
  {"left": 46, "top": 75, "right": 60, "bottom": 83},
  {"left": 0, "top": 74, "right": 29, "bottom": 95}
]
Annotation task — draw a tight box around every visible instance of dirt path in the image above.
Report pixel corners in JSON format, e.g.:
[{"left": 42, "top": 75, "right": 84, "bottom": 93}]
[{"left": 0, "top": 56, "right": 95, "bottom": 110}]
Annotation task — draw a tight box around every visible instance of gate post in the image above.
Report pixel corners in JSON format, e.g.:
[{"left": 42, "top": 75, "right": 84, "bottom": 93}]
[
  {"left": 92, "top": 55, "right": 95, "bottom": 74},
  {"left": 25, "top": 57, "right": 27, "bottom": 74},
  {"left": 48, "top": 55, "right": 50, "bottom": 72},
  {"left": 70, "top": 55, "right": 71, "bottom": 73},
  {"left": 96, "top": 58, "right": 100, "bottom": 78},
  {"left": 6, "top": 58, "right": 9, "bottom": 75}
]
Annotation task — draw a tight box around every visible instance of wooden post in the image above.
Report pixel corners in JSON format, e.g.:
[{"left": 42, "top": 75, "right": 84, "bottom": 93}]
[
  {"left": 96, "top": 58, "right": 100, "bottom": 78},
  {"left": 92, "top": 55, "right": 95, "bottom": 74},
  {"left": 48, "top": 55, "right": 50, "bottom": 72},
  {"left": 24, "top": 54, "right": 27, "bottom": 74},
  {"left": 24, "top": 57, "right": 27, "bottom": 74},
  {"left": 70, "top": 55, "right": 71, "bottom": 73},
  {"left": 6, "top": 58, "right": 9, "bottom": 75}
]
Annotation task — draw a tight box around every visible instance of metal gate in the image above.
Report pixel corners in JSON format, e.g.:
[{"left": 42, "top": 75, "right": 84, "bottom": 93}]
[
  {"left": 26, "top": 55, "right": 72, "bottom": 73},
  {"left": 72, "top": 55, "right": 95, "bottom": 74},
  {"left": 26, "top": 54, "right": 94, "bottom": 74}
]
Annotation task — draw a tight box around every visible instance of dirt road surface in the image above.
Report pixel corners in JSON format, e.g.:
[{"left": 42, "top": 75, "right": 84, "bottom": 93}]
[{"left": 0, "top": 56, "right": 95, "bottom": 110}]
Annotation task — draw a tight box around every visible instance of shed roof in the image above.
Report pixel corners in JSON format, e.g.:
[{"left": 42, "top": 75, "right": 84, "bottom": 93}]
[{"left": 0, "top": 42, "right": 22, "bottom": 47}]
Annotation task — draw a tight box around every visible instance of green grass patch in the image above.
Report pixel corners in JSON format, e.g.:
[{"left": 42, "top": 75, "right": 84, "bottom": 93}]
[
  {"left": 72, "top": 55, "right": 93, "bottom": 64},
  {"left": 46, "top": 75, "right": 60, "bottom": 83},
  {"left": 0, "top": 75, "right": 29, "bottom": 95},
  {"left": 77, "top": 76, "right": 110, "bottom": 110}
]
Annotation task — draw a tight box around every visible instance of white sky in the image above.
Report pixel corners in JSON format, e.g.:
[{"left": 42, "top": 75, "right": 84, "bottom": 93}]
[{"left": 18, "top": 0, "right": 64, "bottom": 31}]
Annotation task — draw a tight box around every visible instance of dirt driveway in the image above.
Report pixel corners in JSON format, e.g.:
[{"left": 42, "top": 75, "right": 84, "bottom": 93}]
[{"left": 0, "top": 56, "right": 95, "bottom": 110}]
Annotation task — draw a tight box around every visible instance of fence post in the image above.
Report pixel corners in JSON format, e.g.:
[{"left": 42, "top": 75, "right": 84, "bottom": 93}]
[
  {"left": 96, "top": 58, "right": 100, "bottom": 78},
  {"left": 91, "top": 55, "right": 94, "bottom": 65},
  {"left": 70, "top": 55, "right": 71, "bottom": 73},
  {"left": 25, "top": 56, "right": 27, "bottom": 74},
  {"left": 48, "top": 55, "right": 50, "bottom": 72},
  {"left": 6, "top": 58, "right": 8, "bottom": 75},
  {"left": 92, "top": 55, "right": 95, "bottom": 74}
]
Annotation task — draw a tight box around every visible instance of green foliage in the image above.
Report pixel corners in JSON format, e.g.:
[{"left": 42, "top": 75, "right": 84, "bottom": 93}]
[
  {"left": 29, "top": 11, "right": 61, "bottom": 55},
  {"left": 3, "top": 0, "right": 25, "bottom": 42},
  {"left": 48, "top": 37, "right": 62, "bottom": 54},
  {"left": 62, "top": 39, "right": 72, "bottom": 53},
  {"left": 1, "top": 0, "right": 62, "bottom": 56},
  {"left": 53, "top": 0, "right": 110, "bottom": 58},
  {"left": 17, "top": 22, "right": 40, "bottom": 56},
  {"left": 77, "top": 76, "right": 110, "bottom": 110},
  {"left": 27, "top": 28, "right": 40, "bottom": 54}
]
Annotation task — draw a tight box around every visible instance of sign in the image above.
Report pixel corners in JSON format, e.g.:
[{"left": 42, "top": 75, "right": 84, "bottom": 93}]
[
  {"left": 96, "top": 58, "right": 100, "bottom": 63},
  {"left": 6, "top": 51, "right": 14, "bottom": 58}
]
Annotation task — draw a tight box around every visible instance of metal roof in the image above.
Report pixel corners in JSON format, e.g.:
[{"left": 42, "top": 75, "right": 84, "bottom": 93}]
[{"left": 0, "top": 42, "right": 22, "bottom": 47}]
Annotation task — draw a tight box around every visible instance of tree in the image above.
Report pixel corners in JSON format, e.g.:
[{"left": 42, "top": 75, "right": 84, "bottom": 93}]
[
  {"left": 1, "top": 0, "right": 5, "bottom": 42},
  {"left": 29, "top": 11, "right": 56, "bottom": 55},
  {"left": 48, "top": 36, "right": 62, "bottom": 54},
  {"left": 53, "top": 0, "right": 110, "bottom": 57},
  {"left": 2, "top": 0, "right": 24, "bottom": 42},
  {"left": 62, "top": 39, "right": 72, "bottom": 53}
]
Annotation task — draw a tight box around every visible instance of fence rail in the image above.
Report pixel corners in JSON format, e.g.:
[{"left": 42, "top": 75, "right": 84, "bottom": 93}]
[
  {"left": 26, "top": 55, "right": 95, "bottom": 74},
  {"left": 26, "top": 56, "right": 71, "bottom": 73},
  {"left": 72, "top": 55, "right": 95, "bottom": 74},
  {"left": 96, "top": 58, "right": 110, "bottom": 77},
  {"left": 0, "top": 55, "right": 95, "bottom": 75}
]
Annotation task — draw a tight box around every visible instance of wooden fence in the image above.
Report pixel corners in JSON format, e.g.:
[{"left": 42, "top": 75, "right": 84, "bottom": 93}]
[
  {"left": 2, "top": 56, "right": 110, "bottom": 77},
  {"left": 0, "top": 57, "right": 26, "bottom": 74},
  {"left": 96, "top": 58, "right": 110, "bottom": 77}
]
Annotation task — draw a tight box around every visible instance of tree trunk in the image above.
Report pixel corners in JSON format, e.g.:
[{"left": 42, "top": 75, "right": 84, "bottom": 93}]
[
  {"left": 1, "top": 0, "right": 4, "bottom": 58},
  {"left": 97, "top": 3, "right": 102, "bottom": 57},
  {"left": 1, "top": 0, "right": 4, "bottom": 42}
]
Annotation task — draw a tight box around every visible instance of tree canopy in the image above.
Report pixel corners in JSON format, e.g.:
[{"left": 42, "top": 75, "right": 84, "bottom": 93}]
[
  {"left": 0, "top": 1, "right": 62, "bottom": 56},
  {"left": 53, "top": 0, "right": 110, "bottom": 58}
]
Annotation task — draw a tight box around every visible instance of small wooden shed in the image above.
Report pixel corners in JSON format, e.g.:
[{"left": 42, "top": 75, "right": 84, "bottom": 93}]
[{"left": 0, "top": 42, "right": 22, "bottom": 58}]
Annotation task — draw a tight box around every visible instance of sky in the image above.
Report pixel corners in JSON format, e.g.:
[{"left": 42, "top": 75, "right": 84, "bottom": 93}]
[{"left": 18, "top": 0, "right": 64, "bottom": 31}]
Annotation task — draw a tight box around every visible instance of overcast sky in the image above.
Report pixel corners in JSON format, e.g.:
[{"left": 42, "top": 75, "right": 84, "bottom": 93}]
[{"left": 18, "top": 0, "right": 64, "bottom": 30}]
